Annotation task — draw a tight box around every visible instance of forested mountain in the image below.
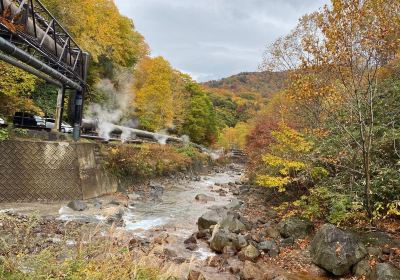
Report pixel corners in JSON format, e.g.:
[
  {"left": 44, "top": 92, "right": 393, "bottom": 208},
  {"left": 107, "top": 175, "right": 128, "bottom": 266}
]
[{"left": 203, "top": 71, "right": 287, "bottom": 98}]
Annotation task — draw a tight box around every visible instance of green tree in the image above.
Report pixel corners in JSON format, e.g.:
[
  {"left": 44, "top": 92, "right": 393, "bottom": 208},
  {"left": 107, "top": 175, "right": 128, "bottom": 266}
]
[{"left": 181, "top": 83, "right": 217, "bottom": 145}]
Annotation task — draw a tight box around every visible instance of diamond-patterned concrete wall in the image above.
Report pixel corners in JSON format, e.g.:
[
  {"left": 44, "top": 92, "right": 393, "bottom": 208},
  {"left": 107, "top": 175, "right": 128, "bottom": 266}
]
[{"left": 0, "top": 140, "right": 83, "bottom": 202}]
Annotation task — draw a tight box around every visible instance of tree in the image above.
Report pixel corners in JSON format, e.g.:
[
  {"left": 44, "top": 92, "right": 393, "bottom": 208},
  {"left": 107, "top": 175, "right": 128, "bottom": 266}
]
[
  {"left": 261, "top": 0, "right": 400, "bottom": 217},
  {"left": 134, "top": 57, "right": 174, "bottom": 131},
  {"left": 256, "top": 123, "right": 313, "bottom": 192},
  {"left": 218, "top": 122, "right": 251, "bottom": 150},
  {"left": 181, "top": 83, "right": 217, "bottom": 145}
]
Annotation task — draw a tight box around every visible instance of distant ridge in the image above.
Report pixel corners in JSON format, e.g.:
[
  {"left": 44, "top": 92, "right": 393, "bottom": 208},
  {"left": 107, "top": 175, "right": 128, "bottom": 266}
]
[{"left": 202, "top": 71, "right": 287, "bottom": 97}]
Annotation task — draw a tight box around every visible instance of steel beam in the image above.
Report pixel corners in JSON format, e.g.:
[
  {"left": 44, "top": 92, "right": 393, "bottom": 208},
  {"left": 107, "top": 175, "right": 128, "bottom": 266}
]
[
  {"left": 0, "top": 51, "right": 62, "bottom": 87},
  {"left": 0, "top": 37, "right": 82, "bottom": 90}
]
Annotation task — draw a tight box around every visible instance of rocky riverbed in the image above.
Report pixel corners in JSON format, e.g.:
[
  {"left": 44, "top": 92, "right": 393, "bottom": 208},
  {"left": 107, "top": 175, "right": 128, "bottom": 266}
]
[{"left": 0, "top": 164, "right": 399, "bottom": 280}]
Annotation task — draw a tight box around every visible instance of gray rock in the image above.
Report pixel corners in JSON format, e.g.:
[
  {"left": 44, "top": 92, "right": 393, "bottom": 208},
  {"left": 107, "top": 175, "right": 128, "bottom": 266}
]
[
  {"left": 220, "top": 214, "right": 246, "bottom": 233},
  {"left": 370, "top": 263, "right": 400, "bottom": 280},
  {"left": 209, "top": 224, "right": 239, "bottom": 253},
  {"left": 67, "top": 200, "right": 87, "bottom": 211},
  {"left": 265, "top": 225, "right": 280, "bottom": 239},
  {"left": 198, "top": 208, "right": 226, "bottom": 230},
  {"left": 352, "top": 259, "right": 372, "bottom": 277},
  {"left": 233, "top": 234, "right": 248, "bottom": 249},
  {"left": 225, "top": 198, "right": 243, "bottom": 210},
  {"left": 278, "top": 216, "right": 313, "bottom": 239},
  {"left": 258, "top": 240, "right": 280, "bottom": 257},
  {"left": 310, "top": 224, "right": 367, "bottom": 276},
  {"left": 195, "top": 193, "right": 216, "bottom": 202},
  {"left": 280, "top": 237, "right": 295, "bottom": 247}
]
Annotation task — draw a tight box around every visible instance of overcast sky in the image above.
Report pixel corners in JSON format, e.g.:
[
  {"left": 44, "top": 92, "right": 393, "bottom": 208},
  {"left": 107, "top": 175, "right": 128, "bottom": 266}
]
[{"left": 115, "top": 0, "right": 328, "bottom": 82}]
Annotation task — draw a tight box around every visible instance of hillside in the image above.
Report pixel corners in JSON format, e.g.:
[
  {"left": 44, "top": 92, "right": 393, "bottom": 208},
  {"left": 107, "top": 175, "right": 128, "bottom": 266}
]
[{"left": 203, "top": 71, "right": 287, "bottom": 98}]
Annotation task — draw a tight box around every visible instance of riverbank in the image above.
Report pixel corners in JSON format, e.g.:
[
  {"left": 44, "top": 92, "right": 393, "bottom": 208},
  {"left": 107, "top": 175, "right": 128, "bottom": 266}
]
[{"left": 0, "top": 163, "right": 399, "bottom": 280}]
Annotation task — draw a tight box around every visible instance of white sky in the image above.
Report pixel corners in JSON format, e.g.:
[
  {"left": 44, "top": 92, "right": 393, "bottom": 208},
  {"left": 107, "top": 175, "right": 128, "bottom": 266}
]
[{"left": 115, "top": 0, "right": 329, "bottom": 81}]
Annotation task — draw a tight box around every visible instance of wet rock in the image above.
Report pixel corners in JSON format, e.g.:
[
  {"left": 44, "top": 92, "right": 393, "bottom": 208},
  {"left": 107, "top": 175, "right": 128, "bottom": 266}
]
[
  {"left": 195, "top": 194, "right": 216, "bottom": 203},
  {"left": 310, "top": 224, "right": 367, "bottom": 276},
  {"left": 352, "top": 259, "right": 372, "bottom": 277},
  {"left": 185, "top": 243, "right": 198, "bottom": 251},
  {"left": 241, "top": 261, "right": 264, "bottom": 280},
  {"left": 240, "top": 244, "right": 260, "bottom": 261},
  {"left": 149, "top": 182, "right": 164, "bottom": 200},
  {"left": 198, "top": 208, "right": 226, "bottom": 230},
  {"left": 370, "top": 263, "right": 400, "bottom": 280},
  {"left": 196, "top": 230, "right": 210, "bottom": 240},
  {"left": 278, "top": 216, "right": 313, "bottom": 239},
  {"left": 106, "top": 207, "right": 126, "bottom": 226},
  {"left": 67, "top": 200, "right": 87, "bottom": 211},
  {"left": 109, "top": 195, "right": 129, "bottom": 207},
  {"left": 220, "top": 214, "right": 246, "bottom": 233},
  {"left": 258, "top": 240, "right": 280, "bottom": 257},
  {"left": 209, "top": 224, "right": 239, "bottom": 253},
  {"left": 184, "top": 235, "right": 197, "bottom": 244}
]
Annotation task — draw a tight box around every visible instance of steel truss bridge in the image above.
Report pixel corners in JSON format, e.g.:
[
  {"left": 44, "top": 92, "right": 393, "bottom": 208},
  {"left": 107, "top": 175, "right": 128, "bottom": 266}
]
[{"left": 0, "top": 0, "right": 89, "bottom": 139}]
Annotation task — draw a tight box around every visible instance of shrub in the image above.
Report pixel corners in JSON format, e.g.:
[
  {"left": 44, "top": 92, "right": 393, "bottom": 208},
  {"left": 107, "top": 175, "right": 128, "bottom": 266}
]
[{"left": 104, "top": 143, "right": 204, "bottom": 179}]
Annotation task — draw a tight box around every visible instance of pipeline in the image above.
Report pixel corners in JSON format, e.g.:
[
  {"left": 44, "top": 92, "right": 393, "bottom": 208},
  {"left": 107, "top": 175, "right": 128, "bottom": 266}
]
[
  {"left": 0, "top": 51, "right": 62, "bottom": 87},
  {"left": 1, "top": 0, "right": 77, "bottom": 67},
  {"left": 0, "top": 37, "right": 82, "bottom": 90}
]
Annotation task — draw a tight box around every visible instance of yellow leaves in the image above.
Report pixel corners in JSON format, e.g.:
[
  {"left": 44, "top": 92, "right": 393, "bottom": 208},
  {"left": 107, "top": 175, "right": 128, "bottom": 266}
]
[
  {"left": 134, "top": 57, "right": 174, "bottom": 131},
  {"left": 256, "top": 175, "right": 289, "bottom": 192},
  {"left": 256, "top": 123, "right": 314, "bottom": 192},
  {"left": 270, "top": 122, "right": 313, "bottom": 154},
  {"left": 218, "top": 122, "right": 251, "bottom": 150}
]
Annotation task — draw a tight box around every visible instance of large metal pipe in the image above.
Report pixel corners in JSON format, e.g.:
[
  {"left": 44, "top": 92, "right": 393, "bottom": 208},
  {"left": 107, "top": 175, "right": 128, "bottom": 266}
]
[
  {"left": 2, "top": 0, "right": 77, "bottom": 67},
  {"left": 0, "top": 37, "right": 82, "bottom": 90},
  {"left": 0, "top": 51, "right": 62, "bottom": 87}
]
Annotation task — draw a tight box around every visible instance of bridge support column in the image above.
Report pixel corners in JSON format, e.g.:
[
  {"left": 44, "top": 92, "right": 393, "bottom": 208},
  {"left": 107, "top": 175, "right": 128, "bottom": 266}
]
[
  {"left": 53, "top": 84, "right": 65, "bottom": 132},
  {"left": 72, "top": 91, "right": 83, "bottom": 141}
]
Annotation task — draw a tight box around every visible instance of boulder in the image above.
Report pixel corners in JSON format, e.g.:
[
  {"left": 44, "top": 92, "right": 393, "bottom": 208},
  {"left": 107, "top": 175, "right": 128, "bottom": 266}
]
[
  {"left": 241, "top": 244, "right": 260, "bottom": 261},
  {"left": 233, "top": 234, "right": 248, "bottom": 249},
  {"left": 209, "top": 224, "right": 239, "bottom": 253},
  {"left": 265, "top": 225, "right": 280, "bottom": 239},
  {"left": 278, "top": 216, "right": 313, "bottom": 239},
  {"left": 198, "top": 208, "right": 226, "bottom": 230},
  {"left": 258, "top": 240, "right": 280, "bottom": 257},
  {"left": 195, "top": 194, "right": 216, "bottom": 203},
  {"left": 220, "top": 214, "right": 246, "bottom": 233},
  {"left": 352, "top": 259, "right": 372, "bottom": 277},
  {"left": 370, "top": 263, "right": 400, "bottom": 280},
  {"left": 67, "top": 200, "right": 87, "bottom": 211},
  {"left": 310, "top": 224, "right": 367, "bottom": 276}
]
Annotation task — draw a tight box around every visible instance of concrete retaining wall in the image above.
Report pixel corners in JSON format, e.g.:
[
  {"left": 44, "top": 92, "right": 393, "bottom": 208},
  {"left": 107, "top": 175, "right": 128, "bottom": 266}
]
[{"left": 0, "top": 139, "right": 117, "bottom": 202}]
